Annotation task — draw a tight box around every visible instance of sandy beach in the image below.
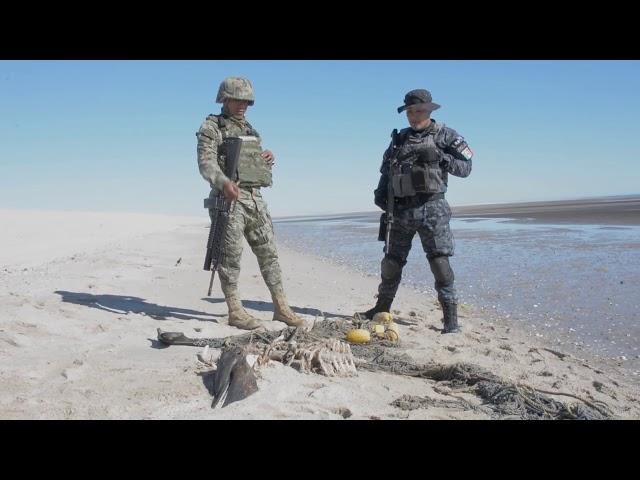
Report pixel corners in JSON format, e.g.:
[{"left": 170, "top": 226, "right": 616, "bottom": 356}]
[{"left": 1, "top": 209, "right": 638, "bottom": 419}]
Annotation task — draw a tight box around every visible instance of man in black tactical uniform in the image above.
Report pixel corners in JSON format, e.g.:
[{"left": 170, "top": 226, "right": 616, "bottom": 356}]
[{"left": 359, "top": 89, "right": 474, "bottom": 334}]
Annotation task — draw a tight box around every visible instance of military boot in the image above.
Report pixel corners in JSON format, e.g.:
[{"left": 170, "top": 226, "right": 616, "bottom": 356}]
[
  {"left": 271, "top": 292, "right": 306, "bottom": 327},
  {"left": 441, "top": 301, "right": 460, "bottom": 334},
  {"left": 358, "top": 296, "right": 394, "bottom": 320},
  {"left": 226, "top": 296, "right": 261, "bottom": 330}
]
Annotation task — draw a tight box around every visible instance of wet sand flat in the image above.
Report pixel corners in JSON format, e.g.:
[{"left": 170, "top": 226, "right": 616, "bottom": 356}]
[{"left": 452, "top": 195, "right": 640, "bottom": 225}]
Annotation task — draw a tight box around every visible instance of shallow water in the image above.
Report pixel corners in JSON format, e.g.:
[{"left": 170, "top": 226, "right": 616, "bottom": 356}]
[{"left": 273, "top": 212, "right": 640, "bottom": 370}]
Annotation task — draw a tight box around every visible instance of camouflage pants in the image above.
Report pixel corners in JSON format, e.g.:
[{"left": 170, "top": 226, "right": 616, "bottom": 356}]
[
  {"left": 216, "top": 187, "right": 283, "bottom": 298},
  {"left": 378, "top": 198, "right": 458, "bottom": 304}
]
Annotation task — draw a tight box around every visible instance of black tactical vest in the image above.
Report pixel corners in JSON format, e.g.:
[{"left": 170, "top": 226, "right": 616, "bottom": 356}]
[{"left": 390, "top": 123, "right": 448, "bottom": 201}]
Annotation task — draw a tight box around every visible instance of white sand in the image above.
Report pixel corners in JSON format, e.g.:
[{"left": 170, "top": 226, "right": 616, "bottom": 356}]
[{"left": 0, "top": 209, "right": 638, "bottom": 419}]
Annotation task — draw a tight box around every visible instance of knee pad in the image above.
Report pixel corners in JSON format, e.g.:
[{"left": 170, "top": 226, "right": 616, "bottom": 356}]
[{"left": 428, "top": 256, "right": 454, "bottom": 285}]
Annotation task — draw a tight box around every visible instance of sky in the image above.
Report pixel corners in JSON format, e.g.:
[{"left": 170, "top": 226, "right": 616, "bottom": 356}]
[{"left": 0, "top": 60, "right": 638, "bottom": 217}]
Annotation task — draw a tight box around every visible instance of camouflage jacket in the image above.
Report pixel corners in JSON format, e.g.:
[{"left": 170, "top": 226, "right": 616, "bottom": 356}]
[{"left": 196, "top": 111, "right": 264, "bottom": 191}]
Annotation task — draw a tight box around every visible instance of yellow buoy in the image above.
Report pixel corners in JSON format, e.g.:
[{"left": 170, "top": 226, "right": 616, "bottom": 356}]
[
  {"left": 373, "top": 312, "right": 393, "bottom": 324},
  {"left": 370, "top": 323, "right": 386, "bottom": 338},
  {"left": 346, "top": 329, "right": 371, "bottom": 344}
]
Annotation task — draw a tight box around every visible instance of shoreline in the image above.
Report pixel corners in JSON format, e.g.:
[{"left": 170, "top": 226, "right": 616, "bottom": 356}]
[
  {"left": 277, "top": 239, "right": 638, "bottom": 376},
  {"left": 0, "top": 211, "right": 638, "bottom": 419}
]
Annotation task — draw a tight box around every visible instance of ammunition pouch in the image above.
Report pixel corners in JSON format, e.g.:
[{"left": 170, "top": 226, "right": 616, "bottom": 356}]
[
  {"left": 391, "top": 164, "right": 443, "bottom": 197},
  {"left": 236, "top": 136, "right": 272, "bottom": 188}
]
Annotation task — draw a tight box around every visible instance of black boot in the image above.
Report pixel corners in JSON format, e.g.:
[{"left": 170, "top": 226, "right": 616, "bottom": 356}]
[
  {"left": 358, "top": 296, "right": 393, "bottom": 320},
  {"left": 441, "top": 302, "right": 460, "bottom": 334}
]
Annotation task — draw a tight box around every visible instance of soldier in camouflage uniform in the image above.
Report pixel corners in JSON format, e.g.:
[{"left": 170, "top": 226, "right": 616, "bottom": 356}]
[
  {"left": 196, "top": 77, "right": 305, "bottom": 330},
  {"left": 359, "top": 89, "right": 473, "bottom": 333}
]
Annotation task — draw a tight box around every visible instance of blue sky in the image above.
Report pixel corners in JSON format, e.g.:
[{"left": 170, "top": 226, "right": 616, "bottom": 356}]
[{"left": 1, "top": 60, "right": 638, "bottom": 217}]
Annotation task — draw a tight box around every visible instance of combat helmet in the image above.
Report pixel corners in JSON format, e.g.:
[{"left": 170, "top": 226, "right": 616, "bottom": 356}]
[{"left": 216, "top": 77, "right": 255, "bottom": 105}]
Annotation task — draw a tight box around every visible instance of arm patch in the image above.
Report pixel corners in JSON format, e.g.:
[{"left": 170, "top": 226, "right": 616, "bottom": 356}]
[{"left": 452, "top": 136, "right": 473, "bottom": 160}]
